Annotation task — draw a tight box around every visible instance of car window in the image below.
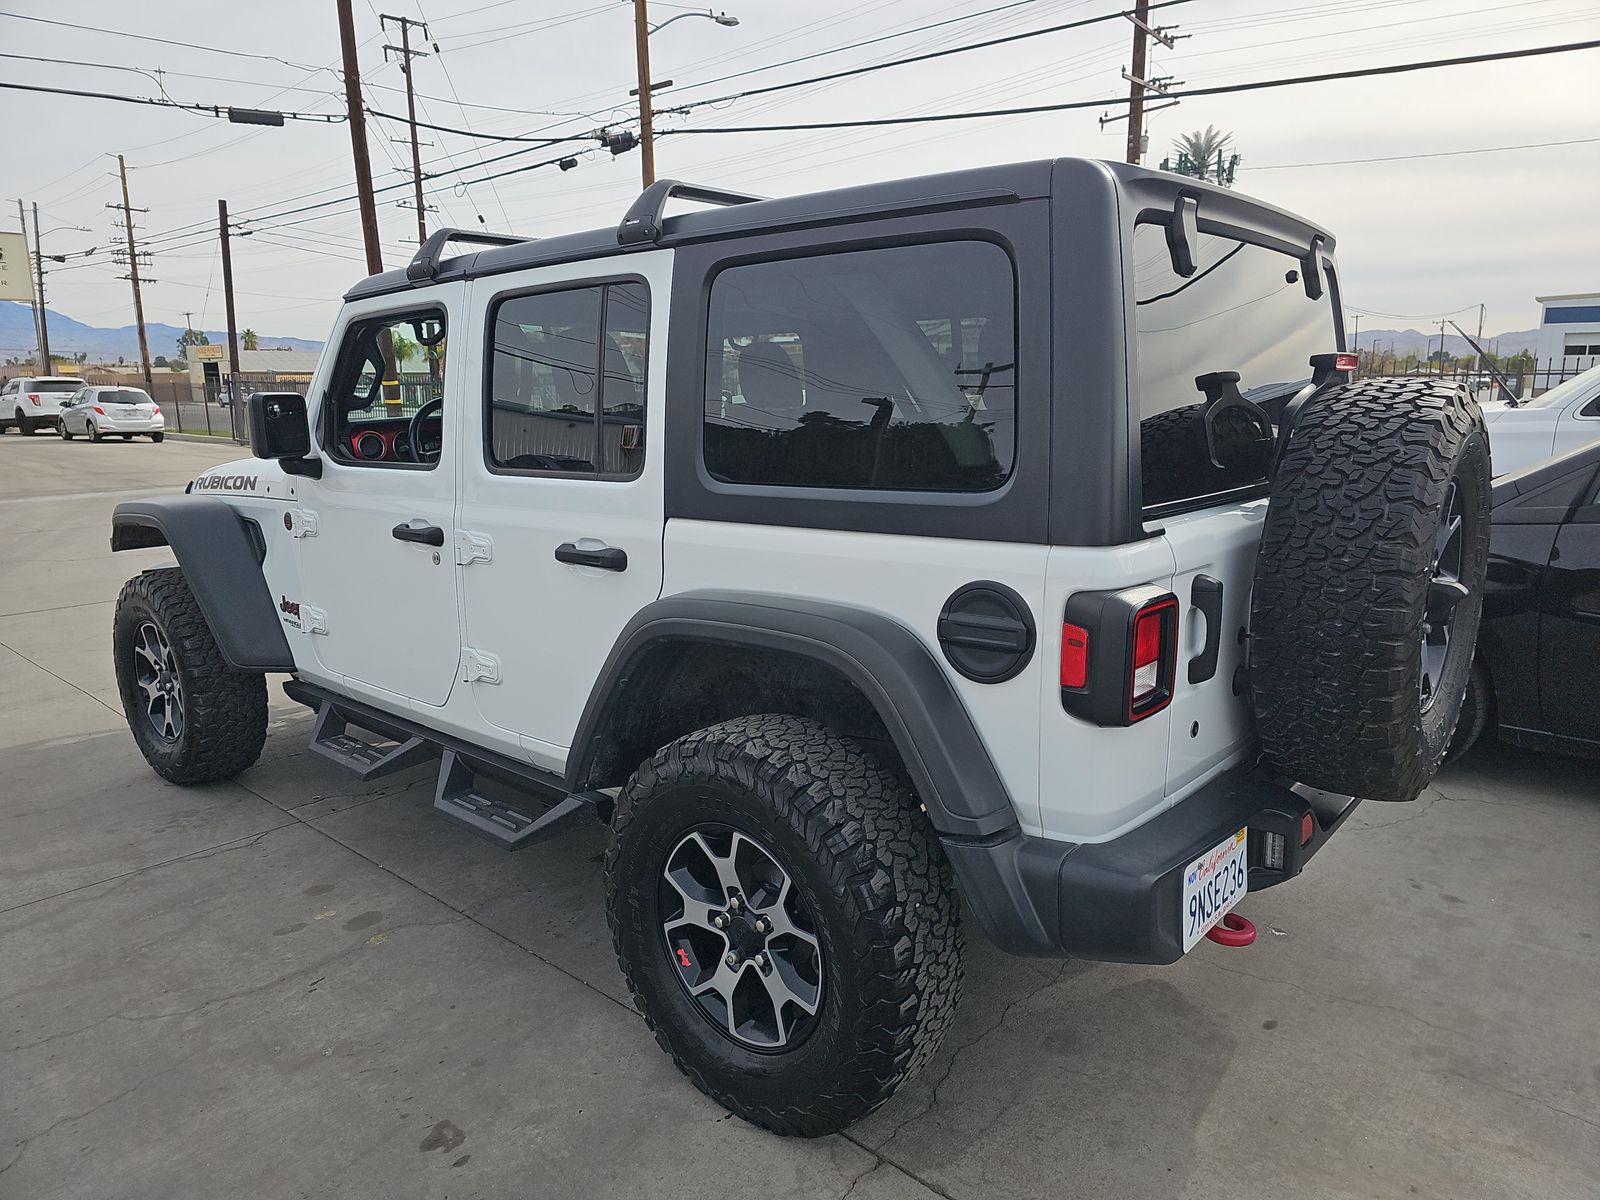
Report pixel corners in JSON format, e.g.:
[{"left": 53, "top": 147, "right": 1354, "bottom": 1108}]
[
  {"left": 486, "top": 280, "right": 648, "bottom": 478},
  {"left": 702, "top": 241, "right": 1016, "bottom": 492},
  {"left": 325, "top": 309, "right": 447, "bottom": 466},
  {"left": 33, "top": 380, "right": 84, "bottom": 393},
  {"left": 1133, "top": 222, "right": 1338, "bottom": 510}
]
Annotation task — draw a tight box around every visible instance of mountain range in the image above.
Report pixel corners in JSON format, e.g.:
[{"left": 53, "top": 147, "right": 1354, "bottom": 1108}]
[
  {"left": 1354, "top": 327, "right": 1538, "bottom": 358},
  {"left": 1, "top": 301, "right": 324, "bottom": 363}
]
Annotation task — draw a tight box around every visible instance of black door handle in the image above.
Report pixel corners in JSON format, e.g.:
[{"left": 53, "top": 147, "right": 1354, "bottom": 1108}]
[
  {"left": 392, "top": 522, "right": 445, "bottom": 547},
  {"left": 1188, "top": 574, "right": 1224, "bottom": 684},
  {"left": 555, "top": 542, "right": 627, "bottom": 571}
]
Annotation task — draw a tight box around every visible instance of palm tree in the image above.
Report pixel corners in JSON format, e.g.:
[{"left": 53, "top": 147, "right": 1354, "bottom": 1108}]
[
  {"left": 1169, "top": 126, "right": 1240, "bottom": 187},
  {"left": 241, "top": 328, "right": 259, "bottom": 351}
]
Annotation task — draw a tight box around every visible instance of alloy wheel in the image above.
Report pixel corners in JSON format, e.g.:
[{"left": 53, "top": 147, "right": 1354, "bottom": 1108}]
[
  {"left": 132, "top": 621, "right": 184, "bottom": 742},
  {"left": 1420, "top": 478, "right": 1469, "bottom": 712},
  {"left": 660, "top": 825, "right": 823, "bottom": 1051}
]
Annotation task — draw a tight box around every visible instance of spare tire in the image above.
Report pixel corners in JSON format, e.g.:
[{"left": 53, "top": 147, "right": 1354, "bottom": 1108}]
[{"left": 1249, "top": 377, "right": 1490, "bottom": 802}]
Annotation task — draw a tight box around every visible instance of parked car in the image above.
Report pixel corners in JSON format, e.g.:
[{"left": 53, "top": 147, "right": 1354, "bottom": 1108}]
[
  {"left": 0, "top": 375, "right": 83, "bottom": 434},
  {"left": 1450, "top": 438, "right": 1600, "bottom": 759},
  {"left": 58, "top": 386, "right": 166, "bottom": 442},
  {"left": 106, "top": 161, "right": 1490, "bottom": 1136},
  {"left": 1481, "top": 361, "right": 1600, "bottom": 476}
]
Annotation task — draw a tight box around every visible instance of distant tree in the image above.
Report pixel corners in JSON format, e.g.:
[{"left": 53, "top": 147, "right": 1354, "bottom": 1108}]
[
  {"left": 386, "top": 329, "right": 420, "bottom": 368},
  {"left": 176, "top": 328, "right": 210, "bottom": 358},
  {"left": 241, "top": 328, "right": 259, "bottom": 351},
  {"left": 153, "top": 355, "right": 168, "bottom": 367},
  {"left": 1164, "top": 126, "right": 1241, "bottom": 187}
]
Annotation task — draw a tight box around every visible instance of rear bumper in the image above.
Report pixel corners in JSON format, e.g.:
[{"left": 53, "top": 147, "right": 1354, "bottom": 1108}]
[
  {"left": 93, "top": 414, "right": 164, "bottom": 432},
  {"left": 942, "top": 766, "right": 1360, "bottom": 963}
]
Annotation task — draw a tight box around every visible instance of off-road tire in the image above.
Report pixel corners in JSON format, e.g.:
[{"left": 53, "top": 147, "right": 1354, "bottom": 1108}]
[
  {"left": 1445, "top": 657, "right": 1493, "bottom": 762},
  {"left": 606, "top": 714, "right": 962, "bottom": 1137},
  {"left": 1250, "top": 377, "right": 1490, "bottom": 802},
  {"left": 113, "top": 567, "right": 268, "bottom": 784}
]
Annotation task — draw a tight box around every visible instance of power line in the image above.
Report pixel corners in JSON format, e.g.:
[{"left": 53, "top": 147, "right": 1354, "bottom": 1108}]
[
  {"left": 664, "top": 38, "right": 1600, "bottom": 133},
  {"left": 1249, "top": 135, "right": 1600, "bottom": 170},
  {"left": 665, "top": 0, "right": 1195, "bottom": 112},
  {"left": 364, "top": 106, "right": 593, "bottom": 144},
  {"left": 0, "top": 13, "right": 325, "bottom": 72},
  {"left": 0, "top": 81, "right": 345, "bottom": 123}
]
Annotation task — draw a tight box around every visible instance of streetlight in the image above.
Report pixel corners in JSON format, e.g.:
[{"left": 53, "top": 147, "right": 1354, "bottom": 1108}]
[{"left": 632, "top": 3, "right": 740, "bottom": 189}]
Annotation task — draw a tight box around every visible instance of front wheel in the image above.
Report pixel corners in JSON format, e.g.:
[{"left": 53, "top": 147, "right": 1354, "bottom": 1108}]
[
  {"left": 606, "top": 715, "right": 962, "bottom": 1136},
  {"left": 113, "top": 568, "right": 268, "bottom": 784},
  {"left": 59, "top": 420, "right": 74, "bottom": 440}
]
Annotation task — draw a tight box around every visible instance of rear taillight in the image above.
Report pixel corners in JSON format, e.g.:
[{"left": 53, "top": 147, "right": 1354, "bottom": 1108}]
[
  {"left": 152, "top": 405, "right": 161, "bottom": 414},
  {"left": 1060, "top": 622, "right": 1089, "bottom": 690},
  {"left": 93, "top": 405, "right": 106, "bottom": 415},
  {"left": 28, "top": 393, "right": 41, "bottom": 405},
  {"left": 1128, "top": 596, "right": 1178, "bottom": 720}
]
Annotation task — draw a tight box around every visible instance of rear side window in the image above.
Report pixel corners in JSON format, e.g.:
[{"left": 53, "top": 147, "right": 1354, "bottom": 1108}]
[
  {"left": 486, "top": 280, "right": 648, "bottom": 478},
  {"left": 1134, "top": 223, "right": 1336, "bottom": 509},
  {"left": 703, "top": 241, "right": 1016, "bottom": 492}
]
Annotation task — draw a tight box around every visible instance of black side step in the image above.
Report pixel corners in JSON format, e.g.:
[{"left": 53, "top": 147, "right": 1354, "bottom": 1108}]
[
  {"left": 433, "top": 750, "right": 591, "bottom": 851},
  {"left": 308, "top": 703, "right": 436, "bottom": 782}
]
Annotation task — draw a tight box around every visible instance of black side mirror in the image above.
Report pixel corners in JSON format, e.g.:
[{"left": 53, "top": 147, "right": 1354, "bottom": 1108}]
[{"left": 248, "top": 392, "right": 322, "bottom": 478}]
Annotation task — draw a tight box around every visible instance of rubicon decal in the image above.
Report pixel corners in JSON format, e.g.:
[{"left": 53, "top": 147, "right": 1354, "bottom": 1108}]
[{"left": 192, "top": 474, "right": 259, "bottom": 492}]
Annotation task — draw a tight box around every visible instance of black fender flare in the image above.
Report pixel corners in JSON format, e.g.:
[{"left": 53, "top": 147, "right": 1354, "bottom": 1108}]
[
  {"left": 111, "top": 496, "right": 295, "bottom": 672},
  {"left": 566, "top": 591, "right": 1022, "bottom": 840}
]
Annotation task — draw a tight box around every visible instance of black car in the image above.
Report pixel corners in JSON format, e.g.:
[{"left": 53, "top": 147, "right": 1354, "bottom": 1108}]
[{"left": 1451, "top": 439, "right": 1600, "bottom": 759}]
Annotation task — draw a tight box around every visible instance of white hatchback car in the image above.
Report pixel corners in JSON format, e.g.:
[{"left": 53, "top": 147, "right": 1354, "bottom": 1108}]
[
  {"left": 58, "top": 386, "right": 166, "bottom": 442},
  {"left": 0, "top": 376, "right": 83, "bottom": 434},
  {"left": 1482, "top": 361, "right": 1600, "bottom": 476}
]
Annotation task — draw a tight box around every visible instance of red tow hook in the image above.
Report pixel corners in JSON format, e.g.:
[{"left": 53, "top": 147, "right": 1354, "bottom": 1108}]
[{"left": 1205, "top": 912, "right": 1257, "bottom": 947}]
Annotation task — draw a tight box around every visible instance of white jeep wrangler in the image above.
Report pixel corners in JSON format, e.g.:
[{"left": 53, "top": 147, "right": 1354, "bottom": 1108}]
[{"left": 109, "top": 161, "right": 1490, "bottom": 1136}]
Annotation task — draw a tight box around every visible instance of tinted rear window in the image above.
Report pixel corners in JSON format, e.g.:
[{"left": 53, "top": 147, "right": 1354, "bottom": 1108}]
[
  {"left": 32, "top": 380, "right": 82, "bottom": 392},
  {"left": 703, "top": 240, "right": 1017, "bottom": 492},
  {"left": 105, "top": 390, "right": 152, "bottom": 404},
  {"left": 1134, "top": 223, "right": 1337, "bottom": 509}
]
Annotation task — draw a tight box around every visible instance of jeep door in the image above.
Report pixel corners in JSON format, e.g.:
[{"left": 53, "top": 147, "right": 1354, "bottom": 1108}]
[
  {"left": 293, "top": 292, "right": 463, "bottom": 707},
  {"left": 457, "top": 254, "right": 670, "bottom": 771}
]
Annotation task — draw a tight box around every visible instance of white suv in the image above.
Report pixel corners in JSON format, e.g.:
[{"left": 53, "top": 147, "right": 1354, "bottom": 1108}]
[
  {"left": 0, "top": 375, "right": 83, "bottom": 434},
  {"left": 106, "top": 161, "right": 1490, "bottom": 1136}
]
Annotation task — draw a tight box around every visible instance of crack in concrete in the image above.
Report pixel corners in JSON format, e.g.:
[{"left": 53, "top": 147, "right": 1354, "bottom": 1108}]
[
  {"left": 3, "top": 914, "right": 466, "bottom": 1053},
  {"left": 867, "top": 962, "right": 1068, "bottom": 1160},
  {"left": 0, "top": 821, "right": 298, "bottom": 919},
  {"left": 0, "top": 636, "right": 123, "bottom": 716},
  {"left": 1444, "top": 1069, "right": 1600, "bottom": 1133},
  {"left": 0, "top": 1045, "right": 205, "bottom": 1177},
  {"left": 1195, "top": 957, "right": 1476, "bottom": 1039}
]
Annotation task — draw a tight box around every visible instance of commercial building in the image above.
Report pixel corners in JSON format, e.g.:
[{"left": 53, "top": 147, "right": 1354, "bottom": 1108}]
[{"left": 1535, "top": 292, "right": 1600, "bottom": 369}]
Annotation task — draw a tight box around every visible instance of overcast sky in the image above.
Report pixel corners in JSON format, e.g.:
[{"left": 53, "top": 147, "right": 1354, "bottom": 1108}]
[{"left": 4, "top": 0, "right": 1598, "bottom": 346}]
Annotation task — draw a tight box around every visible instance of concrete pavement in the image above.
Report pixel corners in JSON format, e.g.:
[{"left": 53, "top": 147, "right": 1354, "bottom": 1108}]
[{"left": 2, "top": 433, "right": 1596, "bottom": 1199}]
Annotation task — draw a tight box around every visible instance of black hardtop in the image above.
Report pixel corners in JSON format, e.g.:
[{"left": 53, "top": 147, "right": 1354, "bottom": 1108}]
[{"left": 343, "top": 156, "right": 1333, "bottom": 302}]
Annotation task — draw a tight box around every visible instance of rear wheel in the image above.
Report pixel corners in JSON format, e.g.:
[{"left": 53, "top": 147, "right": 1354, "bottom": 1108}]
[
  {"left": 15, "top": 409, "right": 32, "bottom": 436},
  {"left": 606, "top": 714, "right": 962, "bottom": 1136},
  {"left": 88, "top": 421, "right": 102, "bottom": 443},
  {"left": 1250, "top": 377, "right": 1490, "bottom": 802},
  {"left": 1445, "top": 657, "right": 1493, "bottom": 762},
  {"left": 113, "top": 568, "right": 268, "bottom": 784},
  {"left": 151, "top": 432, "right": 165, "bottom": 443}
]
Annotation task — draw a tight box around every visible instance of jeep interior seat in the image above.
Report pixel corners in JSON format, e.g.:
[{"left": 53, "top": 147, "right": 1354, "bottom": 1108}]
[
  {"left": 494, "top": 327, "right": 598, "bottom": 472},
  {"left": 599, "top": 333, "right": 644, "bottom": 474}
]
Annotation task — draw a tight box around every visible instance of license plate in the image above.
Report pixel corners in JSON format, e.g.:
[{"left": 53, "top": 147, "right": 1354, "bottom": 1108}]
[{"left": 1181, "top": 828, "right": 1249, "bottom": 952}]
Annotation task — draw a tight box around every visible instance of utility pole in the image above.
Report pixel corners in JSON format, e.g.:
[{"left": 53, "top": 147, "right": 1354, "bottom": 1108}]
[
  {"left": 633, "top": 0, "right": 656, "bottom": 188},
  {"left": 382, "top": 14, "right": 431, "bottom": 245},
  {"left": 1351, "top": 314, "right": 1360, "bottom": 357},
  {"left": 219, "top": 199, "right": 243, "bottom": 436},
  {"left": 338, "top": 0, "right": 384, "bottom": 274},
  {"left": 1101, "top": 4, "right": 1182, "bottom": 164},
  {"left": 16, "top": 201, "right": 45, "bottom": 371},
  {"left": 1437, "top": 319, "right": 1447, "bottom": 377},
  {"left": 115, "top": 154, "right": 153, "bottom": 389},
  {"left": 28, "top": 202, "right": 51, "bottom": 372}
]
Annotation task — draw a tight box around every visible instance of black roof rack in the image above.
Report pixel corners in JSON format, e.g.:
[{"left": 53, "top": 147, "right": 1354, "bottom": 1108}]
[
  {"left": 406, "top": 228, "right": 528, "bottom": 283},
  {"left": 616, "top": 179, "right": 762, "bottom": 246}
]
